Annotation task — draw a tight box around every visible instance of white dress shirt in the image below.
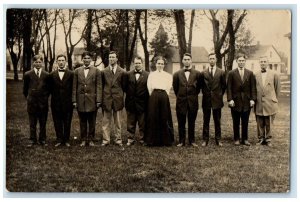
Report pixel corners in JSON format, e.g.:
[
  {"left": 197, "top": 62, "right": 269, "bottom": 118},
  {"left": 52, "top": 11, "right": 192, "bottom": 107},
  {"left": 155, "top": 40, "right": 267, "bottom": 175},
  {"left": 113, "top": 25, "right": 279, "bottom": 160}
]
[
  {"left": 261, "top": 70, "right": 267, "bottom": 86},
  {"left": 184, "top": 67, "right": 192, "bottom": 80},
  {"left": 34, "top": 68, "right": 41, "bottom": 78},
  {"left": 84, "top": 65, "right": 92, "bottom": 78},
  {"left": 147, "top": 70, "right": 173, "bottom": 95},
  {"left": 58, "top": 68, "right": 66, "bottom": 80}
]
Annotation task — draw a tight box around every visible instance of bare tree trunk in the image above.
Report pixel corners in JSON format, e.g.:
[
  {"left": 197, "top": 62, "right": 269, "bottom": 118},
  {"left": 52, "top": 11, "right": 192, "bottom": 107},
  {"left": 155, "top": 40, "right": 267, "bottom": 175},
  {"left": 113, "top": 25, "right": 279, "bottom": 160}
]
[
  {"left": 127, "top": 10, "right": 140, "bottom": 71},
  {"left": 225, "top": 10, "right": 235, "bottom": 72},
  {"left": 187, "top": 9, "right": 195, "bottom": 53},
  {"left": 137, "top": 10, "right": 149, "bottom": 72},
  {"left": 22, "top": 9, "right": 33, "bottom": 74},
  {"left": 86, "top": 9, "right": 93, "bottom": 52},
  {"left": 174, "top": 10, "right": 187, "bottom": 68}
]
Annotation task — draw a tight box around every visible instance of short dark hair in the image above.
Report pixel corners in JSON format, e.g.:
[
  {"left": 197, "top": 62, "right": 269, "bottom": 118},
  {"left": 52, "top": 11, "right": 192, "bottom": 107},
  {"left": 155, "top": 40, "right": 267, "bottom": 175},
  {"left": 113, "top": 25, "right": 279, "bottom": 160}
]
[
  {"left": 154, "top": 55, "right": 167, "bottom": 65},
  {"left": 183, "top": 53, "right": 192, "bottom": 59},
  {"left": 56, "top": 54, "right": 67, "bottom": 60},
  {"left": 109, "top": 51, "right": 118, "bottom": 58},
  {"left": 134, "top": 56, "right": 143, "bottom": 63},
  {"left": 208, "top": 52, "right": 216, "bottom": 57},
  {"left": 82, "top": 51, "right": 92, "bottom": 58},
  {"left": 236, "top": 53, "right": 247, "bottom": 60},
  {"left": 32, "top": 54, "right": 43, "bottom": 62}
]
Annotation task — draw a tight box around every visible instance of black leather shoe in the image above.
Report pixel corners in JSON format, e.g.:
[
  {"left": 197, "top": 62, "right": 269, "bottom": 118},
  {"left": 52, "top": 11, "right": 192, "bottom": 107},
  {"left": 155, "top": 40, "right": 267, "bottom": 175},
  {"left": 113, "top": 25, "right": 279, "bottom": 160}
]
[{"left": 39, "top": 141, "right": 48, "bottom": 146}]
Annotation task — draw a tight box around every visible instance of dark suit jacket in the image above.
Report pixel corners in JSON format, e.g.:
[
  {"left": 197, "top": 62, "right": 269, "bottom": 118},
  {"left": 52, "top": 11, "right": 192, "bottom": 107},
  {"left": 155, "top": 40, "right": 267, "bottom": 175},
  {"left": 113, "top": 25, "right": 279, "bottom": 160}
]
[
  {"left": 124, "top": 70, "right": 149, "bottom": 114},
  {"left": 72, "top": 66, "right": 102, "bottom": 112},
  {"left": 49, "top": 69, "right": 74, "bottom": 113},
  {"left": 201, "top": 67, "right": 226, "bottom": 109},
  {"left": 23, "top": 69, "right": 50, "bottom": 113},
  {"left": 227, "top": 68, "right": 257, "bottom": 112},
  {"left": 172, "top": 68, "right": 201, "bottom": 114},
  {"left": 102, "top": 65, "right": 126, "bottom": 112}
]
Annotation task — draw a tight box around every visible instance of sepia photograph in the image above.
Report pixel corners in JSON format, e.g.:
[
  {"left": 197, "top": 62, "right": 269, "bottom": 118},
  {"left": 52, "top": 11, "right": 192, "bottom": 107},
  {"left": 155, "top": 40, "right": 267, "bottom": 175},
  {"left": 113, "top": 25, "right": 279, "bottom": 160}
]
[{"left": 4, "top": 3, "right": 293, "bottom": 195}]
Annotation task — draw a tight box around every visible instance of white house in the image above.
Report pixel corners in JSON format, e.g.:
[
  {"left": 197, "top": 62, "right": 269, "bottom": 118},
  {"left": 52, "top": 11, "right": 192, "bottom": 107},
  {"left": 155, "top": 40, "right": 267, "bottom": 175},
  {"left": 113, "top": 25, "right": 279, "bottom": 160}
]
[{"left": 232, "top": 43, "right": 286, "bottom": 75}]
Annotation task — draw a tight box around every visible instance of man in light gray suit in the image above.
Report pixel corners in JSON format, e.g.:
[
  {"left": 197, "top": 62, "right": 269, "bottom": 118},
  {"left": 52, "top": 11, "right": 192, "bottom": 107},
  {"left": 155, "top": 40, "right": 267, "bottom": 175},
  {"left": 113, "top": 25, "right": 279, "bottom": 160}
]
[
  {"left": 101, "top": 51, "right": 126, "bottom": 146},
  {"left": 254, "top": 56, "right": 281, "bottom": 147},
  {"left": 72, "top": 51, "right": 102, "bottom": 147}
]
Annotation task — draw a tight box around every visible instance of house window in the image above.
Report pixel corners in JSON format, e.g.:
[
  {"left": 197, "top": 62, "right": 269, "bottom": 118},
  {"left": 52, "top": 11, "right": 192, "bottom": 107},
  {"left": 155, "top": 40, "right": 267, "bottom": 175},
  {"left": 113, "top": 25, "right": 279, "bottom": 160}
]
[
  {"left": 274, "top": 64, "right": 278, "bottom": 71},
  {"left": 203, "top": 65, "right": 206, "bottom": 70},
  {"left": 270, "top": 51, "right": 272, "bottom": 58},
  {"left": 251, "top": 63, "right": 254, "bottom": 70},
  {"left": 269, "top": 64, "right": 273, "bottom": 70}
]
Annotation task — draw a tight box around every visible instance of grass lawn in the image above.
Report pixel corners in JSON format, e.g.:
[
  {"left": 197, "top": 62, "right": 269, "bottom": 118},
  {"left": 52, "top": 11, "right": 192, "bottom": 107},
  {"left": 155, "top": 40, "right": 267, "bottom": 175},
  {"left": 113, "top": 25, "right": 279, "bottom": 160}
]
[{"left": 6, "top": 80, "right": 290, "bottom": 193}]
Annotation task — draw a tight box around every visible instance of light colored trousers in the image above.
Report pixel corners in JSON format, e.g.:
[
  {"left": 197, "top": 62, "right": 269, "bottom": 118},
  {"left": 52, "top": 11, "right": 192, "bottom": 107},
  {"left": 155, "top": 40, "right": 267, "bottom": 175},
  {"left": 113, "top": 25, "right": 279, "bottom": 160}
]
[
  {"left": 256, "top": 114, "right": 276, "bottom": 142},
  {"left": 102, "top": 110, "right": 122, "bottom": 144}
]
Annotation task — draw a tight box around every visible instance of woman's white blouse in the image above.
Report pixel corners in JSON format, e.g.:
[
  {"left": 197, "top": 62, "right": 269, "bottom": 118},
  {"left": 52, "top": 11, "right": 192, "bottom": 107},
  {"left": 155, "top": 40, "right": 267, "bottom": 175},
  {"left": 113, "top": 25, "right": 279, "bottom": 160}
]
[{"left": 147, "top": 70, "right": 173, "bottom": 95}]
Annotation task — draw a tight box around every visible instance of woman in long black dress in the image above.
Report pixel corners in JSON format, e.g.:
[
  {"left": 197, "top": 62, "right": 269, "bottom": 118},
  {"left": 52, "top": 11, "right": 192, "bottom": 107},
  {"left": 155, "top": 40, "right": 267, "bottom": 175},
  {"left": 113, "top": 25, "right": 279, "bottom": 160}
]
[{"left": 145, "top": 56, "right": 174, "bottom": 146}]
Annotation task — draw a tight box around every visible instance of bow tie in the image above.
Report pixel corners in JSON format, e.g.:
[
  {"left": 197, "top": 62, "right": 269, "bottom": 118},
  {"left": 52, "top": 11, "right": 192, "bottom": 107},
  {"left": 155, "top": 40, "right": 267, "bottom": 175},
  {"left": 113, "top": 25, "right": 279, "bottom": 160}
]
[
  {"left": 261, "top": 69, "right": 267, "bottom": 73},
  {"left": 135, "top": 70, "right": 142, "bottom": 74},
  {"left": 58, "top": 69, "right": 65, "bottom": 72},
  {"left": 184, "top": 68, "right": 191, "bottom": 72},
  {"left": 84, "top": 66, "right": 90, "bottom": 70}
]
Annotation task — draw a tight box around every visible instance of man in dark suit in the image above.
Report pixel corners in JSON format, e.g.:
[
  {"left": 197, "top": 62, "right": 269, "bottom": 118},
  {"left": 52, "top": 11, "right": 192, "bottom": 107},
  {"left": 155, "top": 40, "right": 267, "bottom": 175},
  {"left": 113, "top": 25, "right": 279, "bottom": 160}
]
[
  {"left": 49, "top": 54, "right": 74, "bottom": 147},
  {"left": 227, "top": 53, "right": 257, "bottom": 146},
  {"left": 200, "top": 53, "right": 226, "bottom": 147},
  {"left": 173, "top": 53, "right": 201, "bottom": 147},
  {"left": 124, "top": 56, "right": 149, "bottom": 146},
  {"left": 101, "top": 51, "right": 126, "bottom": 146},
  {"left": 23, "top": 54, "right": 50, "bottom": 147},
  {"left": 72, "top": 51, "right": 102, "bottom": 147}
]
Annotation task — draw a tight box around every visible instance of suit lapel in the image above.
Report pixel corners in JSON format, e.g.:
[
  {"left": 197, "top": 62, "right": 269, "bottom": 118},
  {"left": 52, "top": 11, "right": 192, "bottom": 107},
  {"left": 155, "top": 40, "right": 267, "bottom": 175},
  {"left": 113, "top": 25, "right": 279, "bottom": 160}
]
[
  {"left": 62, "top": 69, "right": 71, "bottom": 83},
  {"left": 234, "top": 68, "right": 243, "bottom": 84},
  {"left": 180, "top": 70, "right": 188, "bottom": 84},
  {"left": 85, "top": 67, "right": 94, "bottom": 81}
]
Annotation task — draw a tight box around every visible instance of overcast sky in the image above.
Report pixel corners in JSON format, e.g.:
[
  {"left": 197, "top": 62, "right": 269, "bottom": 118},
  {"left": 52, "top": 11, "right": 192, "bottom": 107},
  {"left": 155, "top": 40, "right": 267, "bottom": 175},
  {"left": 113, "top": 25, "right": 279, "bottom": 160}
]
[{"left": 54, "top": 9, "right": 291, "bottom": 57}]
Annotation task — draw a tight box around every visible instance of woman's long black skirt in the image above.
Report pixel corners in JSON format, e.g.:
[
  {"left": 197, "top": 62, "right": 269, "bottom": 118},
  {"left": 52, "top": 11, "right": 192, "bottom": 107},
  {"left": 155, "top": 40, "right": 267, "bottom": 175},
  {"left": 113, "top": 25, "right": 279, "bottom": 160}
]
[{"left": 145, "top": 89, "right": 174, "bottom": 146}]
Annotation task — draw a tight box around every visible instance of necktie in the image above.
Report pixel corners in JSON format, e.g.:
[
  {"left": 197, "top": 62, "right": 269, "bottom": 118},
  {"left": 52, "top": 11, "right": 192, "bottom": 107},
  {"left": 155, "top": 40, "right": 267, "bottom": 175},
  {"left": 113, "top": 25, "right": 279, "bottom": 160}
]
[
  {"left": 240, "top": 68, "right": 244, "bottom": 80},
  {"left": 36, "top": 69, "right": 40, "bottom": 77},
  {"left": 261, "top": 69, "right": 266, "bottom": 73},
  {"left": 210, "top": 67, "right": 213, "bottom": 78},
  {"left": 112, "top": 67, "right": 114, "bottom": 75},
  {"left": 59, "top": 69, "right": 65, "bottom": 72}
]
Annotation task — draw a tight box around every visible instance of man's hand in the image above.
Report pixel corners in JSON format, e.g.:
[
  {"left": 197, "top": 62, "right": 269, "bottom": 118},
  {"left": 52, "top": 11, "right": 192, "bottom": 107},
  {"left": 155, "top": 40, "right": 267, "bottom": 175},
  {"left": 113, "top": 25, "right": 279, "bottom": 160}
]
[
  {"left": 96, "top": 102, "right": 101, "bottom": 109},
  {"left": 250, "top": 100, "right": 255, "bottom": 107},
  {"left": 73, "top": 103, "right": 77, "bottom": 109},
  {"left": 228, "top": 100, "right": 235, "bottom": 107}
]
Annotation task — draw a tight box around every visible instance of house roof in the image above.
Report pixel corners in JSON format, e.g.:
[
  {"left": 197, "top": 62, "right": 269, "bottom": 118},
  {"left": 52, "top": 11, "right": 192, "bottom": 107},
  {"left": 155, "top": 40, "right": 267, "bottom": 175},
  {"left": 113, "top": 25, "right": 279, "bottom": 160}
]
[
  {"left": 170, "top": 46, "right": 209, "bottom": 63},
  {"left": 242, "top": 44, "right": 280, "bottom": 60}
]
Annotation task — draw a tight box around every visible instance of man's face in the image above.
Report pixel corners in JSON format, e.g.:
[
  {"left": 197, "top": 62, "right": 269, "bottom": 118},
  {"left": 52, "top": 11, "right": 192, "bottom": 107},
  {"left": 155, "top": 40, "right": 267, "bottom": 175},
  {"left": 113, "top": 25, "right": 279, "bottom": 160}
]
[
  {"left": 208, "top": 55, "right": 216, "bottom": 67},
  {"left": 109, "top": 53, "right": 118, "bottom": 66},
  {"left": 236, "top": 56, "right": 246, "bottom": 68},
  {"left": 134, "top": 59, "right": 143, "bottom": 71},
  {"left": 57, "top": 56, "right": 66, "bottom": 69},
  {"left": 82, "top": 55, "right": 92, "bottom": 66},
  {"left": 182, "top": 55, "right": 192, "bottom": 68},
  {"left": 259, "top": 57, "right": 269, "bottom": 71},
  {"left": 33, "top": 59, "right": 43, "bottom": 69}
]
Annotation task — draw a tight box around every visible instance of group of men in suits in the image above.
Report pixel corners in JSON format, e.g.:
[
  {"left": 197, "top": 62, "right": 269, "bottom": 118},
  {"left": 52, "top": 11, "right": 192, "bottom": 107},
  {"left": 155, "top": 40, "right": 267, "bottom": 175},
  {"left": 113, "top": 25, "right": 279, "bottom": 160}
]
[
  {"left": 23, "top": 51, "right": 280, "bottom": 148},
  {"left": 172, "top": 52, "right": 280, "bottom": 147}
]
